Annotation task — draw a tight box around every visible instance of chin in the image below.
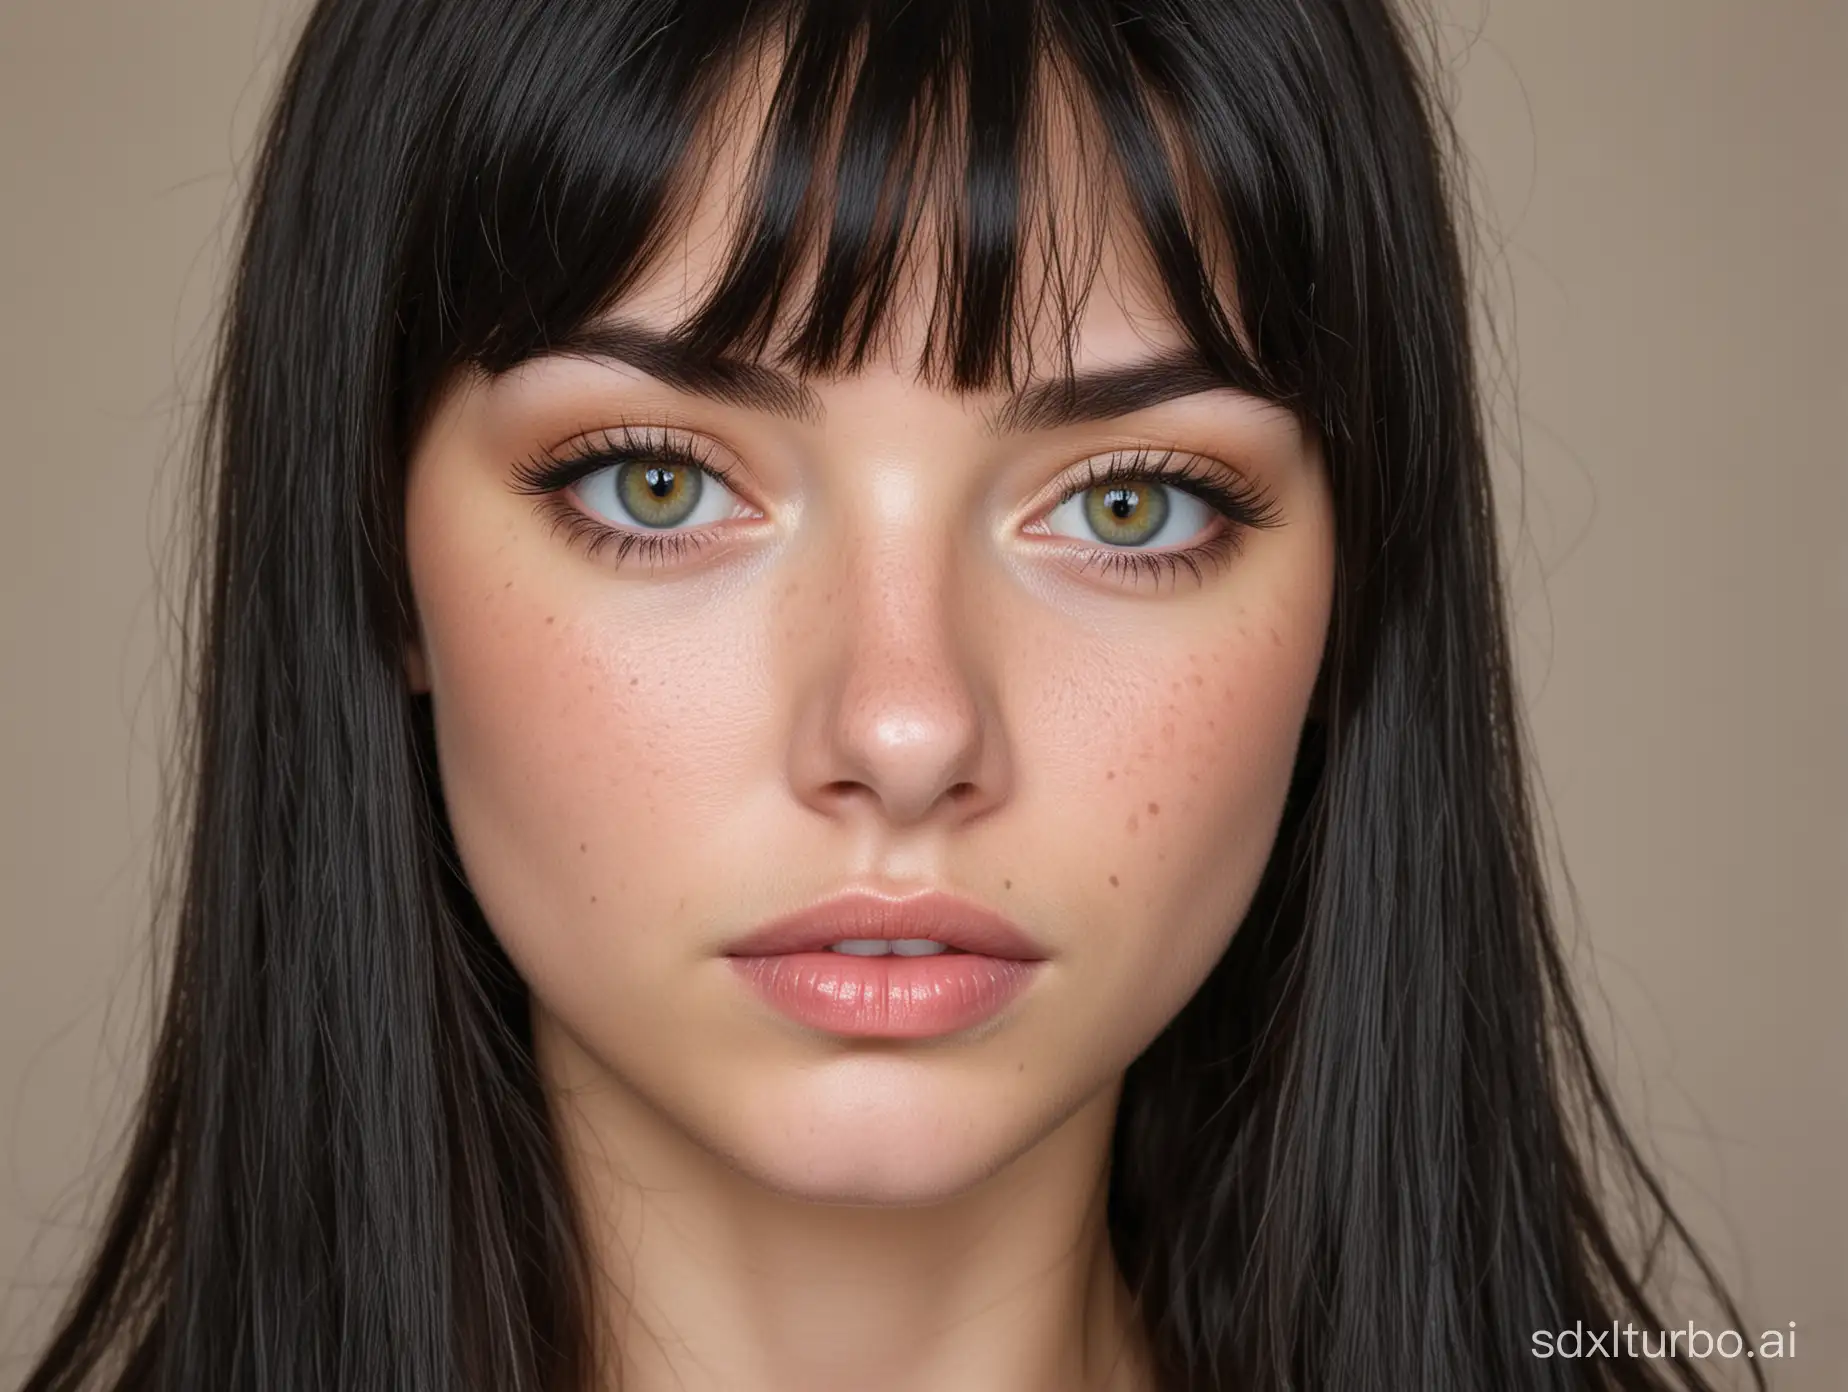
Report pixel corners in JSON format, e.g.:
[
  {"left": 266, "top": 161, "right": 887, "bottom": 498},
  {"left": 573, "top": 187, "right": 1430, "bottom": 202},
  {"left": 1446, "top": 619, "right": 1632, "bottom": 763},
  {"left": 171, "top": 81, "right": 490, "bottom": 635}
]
[{"left": 712, "top": 1072, "right": 1028, "bottom": 1207}]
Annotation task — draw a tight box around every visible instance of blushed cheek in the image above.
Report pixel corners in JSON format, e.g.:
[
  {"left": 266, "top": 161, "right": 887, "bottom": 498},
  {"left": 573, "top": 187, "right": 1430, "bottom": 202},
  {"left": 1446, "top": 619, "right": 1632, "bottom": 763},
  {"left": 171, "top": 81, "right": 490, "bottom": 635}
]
[
  {"left": 423, "top": 595, "right": 627, "bottom": 951},
  {"left": 409, "top": 532, "right": 772, "bottom": 999},
  {"left": 402, "top": 496, "right": 665, "bottom": 969},
  {"left": 1095, "top": 600, "right": 1325, "bottom": 973}
]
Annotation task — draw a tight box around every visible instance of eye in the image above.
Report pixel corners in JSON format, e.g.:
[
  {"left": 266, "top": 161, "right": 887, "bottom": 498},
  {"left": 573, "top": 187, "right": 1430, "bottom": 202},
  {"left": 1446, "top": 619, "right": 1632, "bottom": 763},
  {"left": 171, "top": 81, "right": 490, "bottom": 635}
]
[
  {"left": 1030, "top": 449, "right": 1284, "bottom": 589},
  {"left": 509, "top": 425, "right": 758, "bottom": 570},
  {"left": 574, "top": 457, "right": 742, "bottom": 532},
  {"left": 1043, "top": 476, "right": 1216, "bottom": 550}
]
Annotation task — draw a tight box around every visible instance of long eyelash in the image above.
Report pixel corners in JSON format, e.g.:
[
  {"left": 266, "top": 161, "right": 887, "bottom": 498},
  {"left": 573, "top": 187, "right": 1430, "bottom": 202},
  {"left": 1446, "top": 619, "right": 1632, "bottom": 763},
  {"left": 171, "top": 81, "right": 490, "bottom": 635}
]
[
  {"left": 1057, "top": 447, "right": 1285, "bottom": 590},
  {"left": 510, "top": 424, "right": 740, "bottom": 570},
  {"left": 512, "top": 432, "right": 1281, "bottom": 586}
]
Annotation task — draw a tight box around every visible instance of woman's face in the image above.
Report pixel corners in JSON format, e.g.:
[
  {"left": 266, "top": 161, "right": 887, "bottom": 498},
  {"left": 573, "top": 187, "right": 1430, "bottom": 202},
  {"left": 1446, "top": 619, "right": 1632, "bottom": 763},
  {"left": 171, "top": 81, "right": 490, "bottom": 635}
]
[{"left": 404, "top": 160, "right": 1336, "bottom": 1205}]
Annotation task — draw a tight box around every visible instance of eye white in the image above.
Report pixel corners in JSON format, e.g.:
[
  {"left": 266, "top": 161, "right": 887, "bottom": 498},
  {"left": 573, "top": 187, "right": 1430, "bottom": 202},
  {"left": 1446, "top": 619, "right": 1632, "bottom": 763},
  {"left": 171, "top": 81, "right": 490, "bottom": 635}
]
[
  {"left": 1043, "top": 480, "right": 1216, "bottom": 549},
  {"left": 574, "top": 462, "right": 744, "bottom": 530}
]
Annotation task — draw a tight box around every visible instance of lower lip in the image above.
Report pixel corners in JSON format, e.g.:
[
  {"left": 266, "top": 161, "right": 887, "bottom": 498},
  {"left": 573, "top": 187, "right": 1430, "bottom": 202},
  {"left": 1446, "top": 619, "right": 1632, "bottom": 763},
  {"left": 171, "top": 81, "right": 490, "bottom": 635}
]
[{"left": 726, "top": 951, "right": 1043, "bottom": 1039}]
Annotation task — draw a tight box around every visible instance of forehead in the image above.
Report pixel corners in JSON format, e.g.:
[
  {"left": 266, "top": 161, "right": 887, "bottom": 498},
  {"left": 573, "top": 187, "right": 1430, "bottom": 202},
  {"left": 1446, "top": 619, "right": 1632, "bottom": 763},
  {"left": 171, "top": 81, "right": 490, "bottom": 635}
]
[{"left": 609, "top": 31, "right": 1230, "bottom": 387}]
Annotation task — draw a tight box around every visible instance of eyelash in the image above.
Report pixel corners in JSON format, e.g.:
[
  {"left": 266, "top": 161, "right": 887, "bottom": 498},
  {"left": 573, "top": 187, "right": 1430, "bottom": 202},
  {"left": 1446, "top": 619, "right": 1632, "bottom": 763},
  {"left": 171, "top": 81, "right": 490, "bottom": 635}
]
[{"left": 509, "top": 426, "right": 1284, "bottom": 587}]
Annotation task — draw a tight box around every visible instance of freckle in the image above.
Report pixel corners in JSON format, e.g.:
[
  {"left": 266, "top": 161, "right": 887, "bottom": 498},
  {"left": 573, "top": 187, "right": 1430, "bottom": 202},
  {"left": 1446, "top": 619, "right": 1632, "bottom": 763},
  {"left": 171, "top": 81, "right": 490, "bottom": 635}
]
[
  {"left": 1003, "top": 879, "right": 1012, "bottom": 889},
  {"left": 630, "top": 676, "right": 638, "bottom": 686},
  {"left": 579, "top": 842, "right": 587, "bottom": 853},
  {"left": 545, "top": 615, "right": 555, "bottom": 625},
  {"left": 504, "top": 580, "right": 513, "bottom": 590},
  {"left": 1126, "top": 814, "right": 1139, "bottom": 834},
  {"left": 1106, "top": 769, "right": 1115, "bottom": 781},
  {"left": 590, "top": 895, "right": 598, "bottom": 903},
  {"left": 1161, "top": 722, "right": 1175, "bottom": 740},
  {"left": 1109, "top": 874, "right": 1119, "bottom": 887},
  {"left": 1189, "top": 673, "right": 1203, "bottom": 687},
  {"left": 1147, "top": 801, "right": 1160, "bottom": 815},
  {"left": 1270, "top": 627, "right": 1282, "bottom": 647}
]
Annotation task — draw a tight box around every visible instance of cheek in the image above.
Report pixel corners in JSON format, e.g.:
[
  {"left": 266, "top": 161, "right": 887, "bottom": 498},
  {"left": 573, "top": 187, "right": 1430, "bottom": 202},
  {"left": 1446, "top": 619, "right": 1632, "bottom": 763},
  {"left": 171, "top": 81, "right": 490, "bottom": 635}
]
[
  {"left": 1020, "top": 592, "right": 1328, "bottom": 1038},
  {"left": 404, "top": 494, "right": 762, "bottom": 995},
  {"left": 1086, "top": 628, "right": 1313, "bottom": 880}
]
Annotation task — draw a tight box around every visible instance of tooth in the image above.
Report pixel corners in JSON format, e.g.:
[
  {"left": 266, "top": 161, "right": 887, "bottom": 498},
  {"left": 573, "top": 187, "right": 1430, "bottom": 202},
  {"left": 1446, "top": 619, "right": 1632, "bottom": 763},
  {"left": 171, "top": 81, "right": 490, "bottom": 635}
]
[
  {"left": 890, "top": 939, "right": 949, "bottom": 956},
  {"left": 828, "top": 939, "right": 892, "bottom": 955}
]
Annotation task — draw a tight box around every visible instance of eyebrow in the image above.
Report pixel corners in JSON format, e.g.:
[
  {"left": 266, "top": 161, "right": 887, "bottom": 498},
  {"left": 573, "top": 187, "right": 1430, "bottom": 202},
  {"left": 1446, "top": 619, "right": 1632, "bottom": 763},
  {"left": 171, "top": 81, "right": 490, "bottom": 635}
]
[{"left": 543, "top": 320, "right": 1243, "bottom": 434}]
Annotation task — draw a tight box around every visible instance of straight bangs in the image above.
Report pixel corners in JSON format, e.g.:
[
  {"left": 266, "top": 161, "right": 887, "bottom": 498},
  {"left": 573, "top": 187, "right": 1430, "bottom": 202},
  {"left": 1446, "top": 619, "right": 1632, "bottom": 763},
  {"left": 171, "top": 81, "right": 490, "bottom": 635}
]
[{"left": 398, "top": 0, "right": 1349, "bottom": 438}]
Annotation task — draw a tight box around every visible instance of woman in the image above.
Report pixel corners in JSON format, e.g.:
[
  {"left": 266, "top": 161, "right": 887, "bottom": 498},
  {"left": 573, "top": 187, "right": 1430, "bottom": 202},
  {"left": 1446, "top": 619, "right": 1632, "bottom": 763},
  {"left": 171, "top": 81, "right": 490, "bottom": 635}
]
[{"left": 24, "top": 0, "right": 1757, "bottom": 1388}]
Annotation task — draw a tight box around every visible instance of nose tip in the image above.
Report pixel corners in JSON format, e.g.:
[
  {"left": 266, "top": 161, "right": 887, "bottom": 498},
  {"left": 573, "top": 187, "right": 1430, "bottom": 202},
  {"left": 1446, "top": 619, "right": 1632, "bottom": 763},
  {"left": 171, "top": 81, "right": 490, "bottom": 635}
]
[
  {"left": 796, "top": 678, "right": 1005, "bottom": 828},
  {"left": 784, "top": 571, "right": 1009, "bottom": 831}
]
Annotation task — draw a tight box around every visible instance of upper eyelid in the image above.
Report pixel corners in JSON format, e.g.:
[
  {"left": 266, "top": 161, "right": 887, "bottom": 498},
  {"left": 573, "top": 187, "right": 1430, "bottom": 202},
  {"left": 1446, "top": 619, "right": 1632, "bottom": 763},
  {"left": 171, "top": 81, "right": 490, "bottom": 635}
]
[
  {"left": 511, "top": 425, "right": 752, "bottom": 502},
  {"left": 520, "top": 425, "right": 1273, "bottom": 524}
]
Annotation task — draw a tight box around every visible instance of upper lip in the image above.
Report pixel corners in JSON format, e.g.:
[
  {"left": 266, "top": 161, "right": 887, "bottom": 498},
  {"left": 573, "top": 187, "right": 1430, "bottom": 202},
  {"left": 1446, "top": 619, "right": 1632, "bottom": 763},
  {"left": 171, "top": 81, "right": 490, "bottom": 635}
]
[{"left": 725, "top": 889, "right": 1048, "bottom": 961}]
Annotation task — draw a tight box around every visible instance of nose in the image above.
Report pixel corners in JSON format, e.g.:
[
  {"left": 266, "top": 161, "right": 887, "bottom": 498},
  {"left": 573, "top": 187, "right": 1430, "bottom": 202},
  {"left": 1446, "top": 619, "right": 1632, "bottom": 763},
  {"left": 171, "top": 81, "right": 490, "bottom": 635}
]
[{"left": 784, "top": 531, "right": 1011, "bottom": 832}]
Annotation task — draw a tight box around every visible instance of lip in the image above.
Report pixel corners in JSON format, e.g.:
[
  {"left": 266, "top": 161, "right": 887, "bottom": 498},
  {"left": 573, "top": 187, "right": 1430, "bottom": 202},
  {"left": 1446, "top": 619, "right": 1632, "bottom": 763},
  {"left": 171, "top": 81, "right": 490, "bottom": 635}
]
[
  {"left": 724, "top": 888, "right": 1049, "bottom": 961},
  {"left": 723, "top": 888, "right": 1048, "bottom": 1039}
]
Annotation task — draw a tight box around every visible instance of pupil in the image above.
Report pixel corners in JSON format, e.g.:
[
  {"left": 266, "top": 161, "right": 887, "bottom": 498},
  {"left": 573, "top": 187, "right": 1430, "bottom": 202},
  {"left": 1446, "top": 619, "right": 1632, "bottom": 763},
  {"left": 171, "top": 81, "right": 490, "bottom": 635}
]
[{"left": 647, "top": 466, "right": 675, "bottom": 497}]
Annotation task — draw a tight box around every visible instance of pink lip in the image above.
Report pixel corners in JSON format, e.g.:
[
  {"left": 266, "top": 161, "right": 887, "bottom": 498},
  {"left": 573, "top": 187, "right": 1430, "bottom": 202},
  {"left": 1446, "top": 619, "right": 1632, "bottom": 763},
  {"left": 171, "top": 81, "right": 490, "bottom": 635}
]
[
  {"left": 724, "top": 889, "right": 1048, "bottom": 961},
  {"left": 724, "top": 889, "right": 1048, "bottom": 1039}
]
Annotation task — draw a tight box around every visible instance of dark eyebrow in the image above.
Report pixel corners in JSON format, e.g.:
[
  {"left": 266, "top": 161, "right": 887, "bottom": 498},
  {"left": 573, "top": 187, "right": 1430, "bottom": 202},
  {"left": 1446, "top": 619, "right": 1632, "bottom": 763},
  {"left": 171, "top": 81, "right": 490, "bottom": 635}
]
[
  {"left": 985, "top": 350, "right": 1240, "bottom": 434},
  {"left": 542, "top": 321, "right": 1238, "bottom": 433},
  {"left": 545, "top": 321, "right": 825, "bottom": 422}
]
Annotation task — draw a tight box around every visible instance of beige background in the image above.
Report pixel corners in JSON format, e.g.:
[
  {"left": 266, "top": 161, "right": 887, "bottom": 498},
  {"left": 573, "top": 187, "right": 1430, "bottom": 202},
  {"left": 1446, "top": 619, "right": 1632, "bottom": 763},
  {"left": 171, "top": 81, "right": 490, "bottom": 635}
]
[{"left": 1, "top": 0, "right": 1842, "bottom": 1386}]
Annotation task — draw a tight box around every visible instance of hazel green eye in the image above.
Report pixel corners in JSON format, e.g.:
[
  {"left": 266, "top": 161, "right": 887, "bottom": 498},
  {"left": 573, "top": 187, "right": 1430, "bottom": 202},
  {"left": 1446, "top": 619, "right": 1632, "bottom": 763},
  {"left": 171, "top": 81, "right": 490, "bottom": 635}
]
[
  {"left": 1084, "top": 481, "right": 1166, "bottom": 546},
  {"left": 575, "top": 459, "right": 740, "bottom": 531},
  {"left": 1045, "top": 478, "right": 1215, "bottom": 551}
]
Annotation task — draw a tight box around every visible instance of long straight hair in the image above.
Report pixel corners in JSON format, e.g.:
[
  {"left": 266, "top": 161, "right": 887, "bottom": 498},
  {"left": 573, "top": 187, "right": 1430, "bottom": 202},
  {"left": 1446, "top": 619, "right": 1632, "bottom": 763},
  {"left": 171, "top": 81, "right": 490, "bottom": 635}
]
[{"left": 26, "top": 1, "right": 1759, "bottom": 1388}]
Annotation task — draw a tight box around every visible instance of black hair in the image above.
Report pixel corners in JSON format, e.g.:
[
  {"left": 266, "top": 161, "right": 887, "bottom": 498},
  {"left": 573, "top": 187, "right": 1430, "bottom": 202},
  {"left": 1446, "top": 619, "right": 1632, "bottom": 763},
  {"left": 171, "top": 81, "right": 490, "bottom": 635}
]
[{"left": 25, "top": 1, "right": 1758, "bottom": 1388}]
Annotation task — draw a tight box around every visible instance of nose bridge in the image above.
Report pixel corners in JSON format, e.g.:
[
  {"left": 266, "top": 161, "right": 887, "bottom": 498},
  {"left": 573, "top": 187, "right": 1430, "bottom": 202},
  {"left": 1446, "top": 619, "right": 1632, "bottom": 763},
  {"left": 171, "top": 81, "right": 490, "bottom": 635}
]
[{"left": 785, "top": 481, "right": 1006, "bottom": 829}]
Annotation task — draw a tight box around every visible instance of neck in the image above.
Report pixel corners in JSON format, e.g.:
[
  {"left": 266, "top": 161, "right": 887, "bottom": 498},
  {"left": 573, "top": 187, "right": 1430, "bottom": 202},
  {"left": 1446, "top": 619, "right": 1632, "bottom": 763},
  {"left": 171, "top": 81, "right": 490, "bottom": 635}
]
[{"left": 537, "top": 1017, "right": 1157, "bottom": 1392}]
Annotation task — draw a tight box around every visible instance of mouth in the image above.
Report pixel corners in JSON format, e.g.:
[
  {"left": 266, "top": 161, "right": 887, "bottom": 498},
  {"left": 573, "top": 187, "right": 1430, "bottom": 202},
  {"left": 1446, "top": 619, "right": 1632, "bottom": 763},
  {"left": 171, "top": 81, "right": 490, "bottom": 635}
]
[
  {"left": 724, "top": 887, "right": 1048, "bottom": 962},
  {"left": 726, "top": 951, "right": 1042, "bottom": 1039},
  {"left": 723, "top": 887, "right": 1048, "bottom": 1038},
  {"left": 814, "top": 938, "right": 968, "bottom": 956}
]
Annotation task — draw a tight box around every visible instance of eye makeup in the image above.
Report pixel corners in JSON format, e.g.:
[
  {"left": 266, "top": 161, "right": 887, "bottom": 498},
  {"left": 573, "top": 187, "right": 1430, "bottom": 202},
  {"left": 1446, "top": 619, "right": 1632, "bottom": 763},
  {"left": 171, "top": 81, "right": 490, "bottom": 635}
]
[{"left": 509, "top": 423, "right": 1284, "bottom": 588}]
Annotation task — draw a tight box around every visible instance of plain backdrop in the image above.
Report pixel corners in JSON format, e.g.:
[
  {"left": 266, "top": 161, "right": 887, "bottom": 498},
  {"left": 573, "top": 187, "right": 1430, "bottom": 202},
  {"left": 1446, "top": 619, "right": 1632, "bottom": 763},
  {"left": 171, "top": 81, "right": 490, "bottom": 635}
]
[{"left": 2, "top": 0, "right": 1843, "bottom": 1386}]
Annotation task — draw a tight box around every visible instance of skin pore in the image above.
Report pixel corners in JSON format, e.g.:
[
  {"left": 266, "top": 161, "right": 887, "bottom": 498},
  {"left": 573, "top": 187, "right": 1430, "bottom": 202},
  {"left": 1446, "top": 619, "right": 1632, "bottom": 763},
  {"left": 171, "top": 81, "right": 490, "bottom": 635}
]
[{"left": 402, "top": 67, "right": 1336, "bottom": 1392}]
